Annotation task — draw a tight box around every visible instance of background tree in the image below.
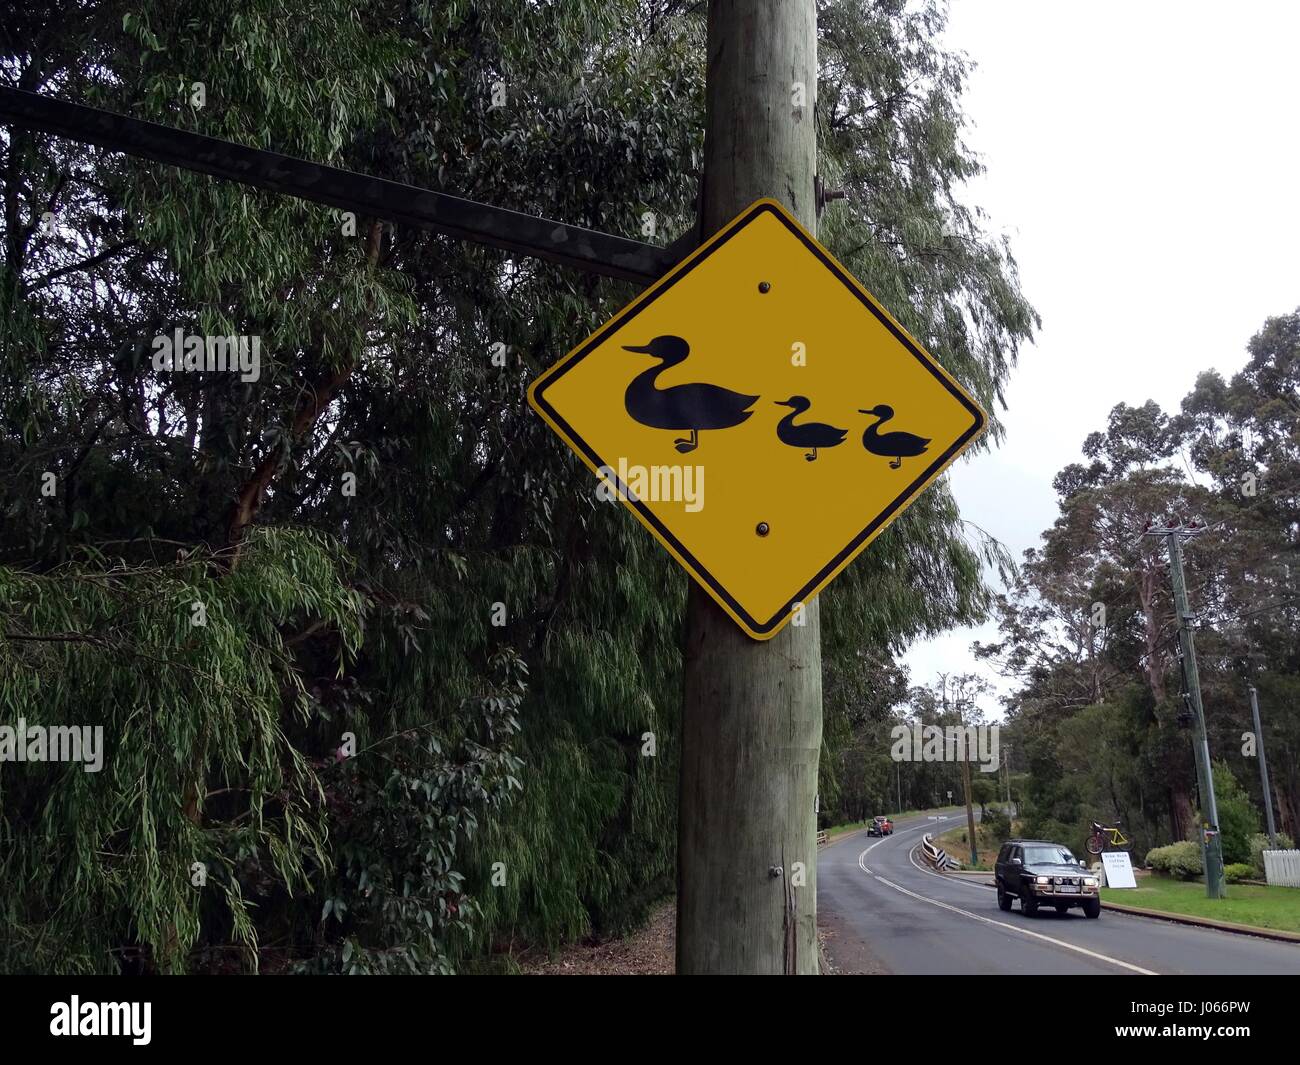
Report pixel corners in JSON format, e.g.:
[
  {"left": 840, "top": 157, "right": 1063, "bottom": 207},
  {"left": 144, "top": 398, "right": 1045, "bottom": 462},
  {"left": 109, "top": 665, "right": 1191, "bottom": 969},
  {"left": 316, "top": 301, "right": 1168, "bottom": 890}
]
[
  {"left": 983, "top": 310, "right": 1300, "bottom": 864},
  {"left": 1, "top": 0, "right": 1036, "bottom": 972}
]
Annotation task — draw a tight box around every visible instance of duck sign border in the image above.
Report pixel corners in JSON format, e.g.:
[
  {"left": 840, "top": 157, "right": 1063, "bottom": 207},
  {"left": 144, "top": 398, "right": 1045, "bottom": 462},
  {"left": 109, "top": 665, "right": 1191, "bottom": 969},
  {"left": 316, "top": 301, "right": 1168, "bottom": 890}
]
[{"left": 527, "top": 198, "right": 988, "bottom": 641}]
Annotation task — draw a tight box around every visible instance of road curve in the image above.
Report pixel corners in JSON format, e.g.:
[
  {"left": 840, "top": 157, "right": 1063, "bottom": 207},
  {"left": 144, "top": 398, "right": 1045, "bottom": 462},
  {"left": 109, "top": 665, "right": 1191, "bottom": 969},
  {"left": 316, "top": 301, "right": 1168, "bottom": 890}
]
[{"left": 817, "top": 810, "right": 1300, "bottom": 975}]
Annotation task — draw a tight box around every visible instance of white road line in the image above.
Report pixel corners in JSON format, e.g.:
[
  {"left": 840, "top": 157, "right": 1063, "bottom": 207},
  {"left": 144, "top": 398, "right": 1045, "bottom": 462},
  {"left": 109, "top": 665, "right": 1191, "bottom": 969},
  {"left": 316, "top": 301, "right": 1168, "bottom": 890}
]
[{"left": 854, "top": 821, "right": 1158, "bottom": 976}]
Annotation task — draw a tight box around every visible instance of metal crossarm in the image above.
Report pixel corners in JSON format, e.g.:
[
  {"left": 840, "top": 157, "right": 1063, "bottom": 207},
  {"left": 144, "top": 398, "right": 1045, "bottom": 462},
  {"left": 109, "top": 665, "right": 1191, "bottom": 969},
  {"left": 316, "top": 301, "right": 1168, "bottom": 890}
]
[{"left": 0, "top": 86, "right": 678, "bottom": 283}]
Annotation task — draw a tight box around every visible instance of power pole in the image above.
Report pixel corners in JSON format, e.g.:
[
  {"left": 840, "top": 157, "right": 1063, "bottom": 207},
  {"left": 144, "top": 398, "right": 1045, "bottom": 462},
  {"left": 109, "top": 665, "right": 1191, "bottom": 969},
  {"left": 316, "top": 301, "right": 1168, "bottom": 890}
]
[
  {"left": 1249, "top": 685, "right": 1278, "bottom": 848},
  {"left": 677, "top": 0, "right": 821, "bottom": 974},
  {"left": 959, "top": 700, "right": 978, "bottom": 866},
  {"left": 1003, "top": 743, "right": 1013, "bottom": 816},
  {"left": 1146, "top": 523, "right": 1225, "bottom": 899}
]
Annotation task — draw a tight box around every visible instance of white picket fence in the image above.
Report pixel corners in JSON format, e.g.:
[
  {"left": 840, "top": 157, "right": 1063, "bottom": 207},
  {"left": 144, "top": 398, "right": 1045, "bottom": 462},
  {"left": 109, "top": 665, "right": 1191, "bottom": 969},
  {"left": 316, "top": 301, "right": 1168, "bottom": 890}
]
[{"left": 1262, "top": 849, "right": 1300, "bottom": 888}]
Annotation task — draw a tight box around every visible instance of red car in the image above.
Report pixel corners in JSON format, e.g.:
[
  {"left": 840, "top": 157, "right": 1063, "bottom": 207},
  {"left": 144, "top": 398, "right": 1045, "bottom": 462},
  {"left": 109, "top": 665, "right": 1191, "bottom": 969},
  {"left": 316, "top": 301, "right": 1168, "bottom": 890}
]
[{"left": 867, "top": 815, "right": 894, "bottom": 837}]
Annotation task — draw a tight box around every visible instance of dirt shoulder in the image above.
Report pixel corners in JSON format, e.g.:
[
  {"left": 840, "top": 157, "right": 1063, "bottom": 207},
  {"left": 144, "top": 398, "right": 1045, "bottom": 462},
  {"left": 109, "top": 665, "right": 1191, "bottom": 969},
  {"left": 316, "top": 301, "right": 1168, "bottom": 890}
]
[
  {"left": 517, "top": 901, "right": 675, "bottom": 974},
  {"left": 518, "top": 897, "right": 848, "bottom": 974}
]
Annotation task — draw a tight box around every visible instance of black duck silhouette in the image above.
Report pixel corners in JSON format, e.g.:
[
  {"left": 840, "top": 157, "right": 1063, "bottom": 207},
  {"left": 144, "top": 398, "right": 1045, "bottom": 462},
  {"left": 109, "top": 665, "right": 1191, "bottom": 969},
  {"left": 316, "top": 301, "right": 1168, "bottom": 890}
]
[
  {"left": 774, "top": 396, "right": 848, "bottom": 461},
  {"left": 621, "top": 335, "right": 759, "bottom": 453},
  {"left": 858, "top": 404, "right": 930, "bottom": 468}
]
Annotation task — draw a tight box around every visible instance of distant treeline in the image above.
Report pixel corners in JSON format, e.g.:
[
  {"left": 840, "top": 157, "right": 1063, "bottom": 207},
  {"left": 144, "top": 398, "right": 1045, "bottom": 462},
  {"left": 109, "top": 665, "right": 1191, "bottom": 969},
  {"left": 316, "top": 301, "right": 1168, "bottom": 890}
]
[{"left": 979, "top": 309, "right": 1300, "bottom": 862}]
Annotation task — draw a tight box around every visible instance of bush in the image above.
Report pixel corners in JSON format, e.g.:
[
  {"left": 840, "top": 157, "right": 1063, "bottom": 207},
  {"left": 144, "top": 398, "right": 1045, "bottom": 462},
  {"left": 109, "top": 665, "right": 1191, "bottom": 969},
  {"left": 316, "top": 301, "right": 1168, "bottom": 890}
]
[
  {"left": 1026, "top": 817, "right": 1088, "bottom": 861},
  {"left": 1224, "top": 863, "right": 1255, "bottom": 884},
  {"left": 1144, "top": 844, "right": 1169, "bottom": 872},
  {"left": 1210, "top": 763, "right": 1259, "bottom": 865},
  {"left": 1146, "top": 841, "right": 1204, "bottom": 880},
  {"left": 981, "top": 805, "right": 1011, "bottom": 842},
  {"left": 1250, "top": 832, "right": 1296, "bottom": 876}
]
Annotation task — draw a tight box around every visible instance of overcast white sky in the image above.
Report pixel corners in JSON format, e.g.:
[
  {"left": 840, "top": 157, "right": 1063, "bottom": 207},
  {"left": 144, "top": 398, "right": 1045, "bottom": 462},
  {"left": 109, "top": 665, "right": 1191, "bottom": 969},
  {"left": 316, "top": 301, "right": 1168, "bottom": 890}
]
[{"left": 901, "top": 1, "right": 1300, "bottom": 717}]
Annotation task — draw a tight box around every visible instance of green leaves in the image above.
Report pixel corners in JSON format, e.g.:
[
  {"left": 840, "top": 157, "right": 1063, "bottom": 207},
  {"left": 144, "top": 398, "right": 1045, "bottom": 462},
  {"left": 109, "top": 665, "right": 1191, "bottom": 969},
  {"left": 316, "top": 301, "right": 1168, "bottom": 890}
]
[
  {"left": 988, "top": 307, "right": 1300, "bottom": 861},
  {"left": 0, "top": 529, "right": 360, "bottom": 973},
  {"left": 2, "top": 0, "right": 1038, "bottom": 974}
]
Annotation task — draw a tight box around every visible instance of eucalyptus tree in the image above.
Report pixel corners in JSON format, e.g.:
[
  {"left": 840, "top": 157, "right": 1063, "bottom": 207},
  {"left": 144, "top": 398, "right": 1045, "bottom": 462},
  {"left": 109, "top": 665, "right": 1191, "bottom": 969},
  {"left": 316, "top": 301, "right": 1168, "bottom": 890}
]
[
  {"left": 988, "top": 311, "right": 1300, "bottom": 854},
  {"left": 981, "top": 402, "right": 1228, "bottom": 842},
  {"left": 1, "top": 0, "right": 1035, "bottom": 972},
  {"left": 1175, "top": 309, "right": 1300, "bottom": 840}
]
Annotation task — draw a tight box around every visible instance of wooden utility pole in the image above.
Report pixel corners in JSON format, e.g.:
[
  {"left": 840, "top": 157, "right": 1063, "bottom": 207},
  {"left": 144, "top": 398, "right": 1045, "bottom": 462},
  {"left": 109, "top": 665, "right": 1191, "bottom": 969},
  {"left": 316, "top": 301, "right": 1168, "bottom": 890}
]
[
  {"left": 1249, "top": 685, "right": 1278, "bottom": 848},
  {"left": 1003, "top": 743, "right": 1013, "bottom": 815},
  {"left": 677, "top": 0, "right": 821, "bottom": 975},
  {"left": 1151, "top": 524, "right": 1226, "bottom": 899},
  {"left": 959, "top": 700, "right": 978, "bottom": 867}
]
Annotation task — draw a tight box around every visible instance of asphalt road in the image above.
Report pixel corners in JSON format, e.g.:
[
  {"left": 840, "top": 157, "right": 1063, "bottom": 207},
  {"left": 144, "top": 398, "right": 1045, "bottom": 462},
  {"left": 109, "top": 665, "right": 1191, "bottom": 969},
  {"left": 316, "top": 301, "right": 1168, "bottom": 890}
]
[{"left": 818, "top": 810, "right": 1300, "bottom": 975}]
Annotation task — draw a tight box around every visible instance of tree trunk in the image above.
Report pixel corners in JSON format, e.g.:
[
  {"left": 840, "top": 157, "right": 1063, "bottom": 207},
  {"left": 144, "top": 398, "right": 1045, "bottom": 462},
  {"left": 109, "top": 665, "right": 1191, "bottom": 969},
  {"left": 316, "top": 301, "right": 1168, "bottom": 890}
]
[
  {"left": 1137, "top": 565, "right": 1166, "bottom": 704},
  {"left": 1136, "top": 559, "right": 1195, "bottom": 839},
  {"left": 677, "top": 0, "right": 821, "bottom": 975}
]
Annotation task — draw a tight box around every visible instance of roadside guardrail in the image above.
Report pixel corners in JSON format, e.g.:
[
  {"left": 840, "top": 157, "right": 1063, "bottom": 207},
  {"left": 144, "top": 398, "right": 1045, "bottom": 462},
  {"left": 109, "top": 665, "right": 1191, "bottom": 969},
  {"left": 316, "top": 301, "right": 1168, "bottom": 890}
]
[{"left": 920, "top": 832, "right": 961, "bottom": 870}]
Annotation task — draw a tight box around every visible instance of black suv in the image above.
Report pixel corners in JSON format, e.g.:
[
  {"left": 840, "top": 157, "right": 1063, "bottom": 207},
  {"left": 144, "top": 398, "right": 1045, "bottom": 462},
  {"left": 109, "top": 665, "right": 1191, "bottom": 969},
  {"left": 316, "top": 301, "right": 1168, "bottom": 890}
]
[{"left": 995, "top": 839, "right": 1101, "bottom": 918}]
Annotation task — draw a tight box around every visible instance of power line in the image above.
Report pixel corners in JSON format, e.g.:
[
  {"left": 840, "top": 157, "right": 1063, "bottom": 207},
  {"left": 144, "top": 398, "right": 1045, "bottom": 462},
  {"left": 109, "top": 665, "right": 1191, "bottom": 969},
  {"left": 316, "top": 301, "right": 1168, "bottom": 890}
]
[{"left": 1219, "top": 594, "right": 1300, "bottom": 624}]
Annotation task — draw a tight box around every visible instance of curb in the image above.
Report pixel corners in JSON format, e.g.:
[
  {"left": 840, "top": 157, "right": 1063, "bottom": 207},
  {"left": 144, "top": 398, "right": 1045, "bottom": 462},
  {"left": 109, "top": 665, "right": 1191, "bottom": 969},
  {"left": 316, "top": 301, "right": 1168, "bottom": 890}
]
[
  {"left": 1100, "top": 898, "right": 1300, "bottom": 943},
  {"left": 932, "top": 867, "right": 1300, "bottom": 943}
]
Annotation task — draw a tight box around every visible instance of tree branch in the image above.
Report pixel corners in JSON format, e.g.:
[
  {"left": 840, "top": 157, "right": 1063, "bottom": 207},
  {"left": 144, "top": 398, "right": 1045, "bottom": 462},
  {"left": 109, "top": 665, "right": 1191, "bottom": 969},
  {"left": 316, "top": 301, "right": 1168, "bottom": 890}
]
[{"left": 21, "top": 240, "right": 138, "bottom": 293}]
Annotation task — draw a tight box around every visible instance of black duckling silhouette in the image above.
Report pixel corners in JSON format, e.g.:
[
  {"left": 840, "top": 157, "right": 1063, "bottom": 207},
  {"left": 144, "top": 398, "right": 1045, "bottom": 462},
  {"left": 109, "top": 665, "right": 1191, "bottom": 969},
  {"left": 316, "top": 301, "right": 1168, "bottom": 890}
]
[
  {"left": 774, "top": 396, "right": 848, "bottom": 461},
  {"left": 621, "top": 335, "right": 759, "bottom": 453},
  {"left": 858, "top": 404, "right": 930, "bottom": 469}
]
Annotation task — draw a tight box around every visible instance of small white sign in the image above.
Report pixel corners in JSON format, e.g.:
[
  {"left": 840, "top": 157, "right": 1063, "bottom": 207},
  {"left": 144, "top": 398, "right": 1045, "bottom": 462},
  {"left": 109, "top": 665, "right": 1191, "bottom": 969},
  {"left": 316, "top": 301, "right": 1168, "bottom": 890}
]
[{"left": 1101, "top": 851, "right": 1137, "bottom": 889}]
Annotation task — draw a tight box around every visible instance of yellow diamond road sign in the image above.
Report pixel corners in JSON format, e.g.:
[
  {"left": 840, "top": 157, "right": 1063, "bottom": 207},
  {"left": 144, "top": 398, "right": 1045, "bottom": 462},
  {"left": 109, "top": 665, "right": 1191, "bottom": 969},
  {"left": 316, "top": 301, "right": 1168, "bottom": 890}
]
[{"left": 528, "top": 198, "right": 987, "bottom": 640}]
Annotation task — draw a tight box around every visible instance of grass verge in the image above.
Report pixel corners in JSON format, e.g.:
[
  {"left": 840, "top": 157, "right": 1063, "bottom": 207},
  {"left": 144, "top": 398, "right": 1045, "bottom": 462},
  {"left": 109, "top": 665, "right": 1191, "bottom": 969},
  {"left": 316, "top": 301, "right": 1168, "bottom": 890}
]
[
  {"left": 934, "top": 819, "right": 1004, "bottom": 871},
  {"left": 1102, "top": 875, "right": 1300, "bottom": 934}
]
